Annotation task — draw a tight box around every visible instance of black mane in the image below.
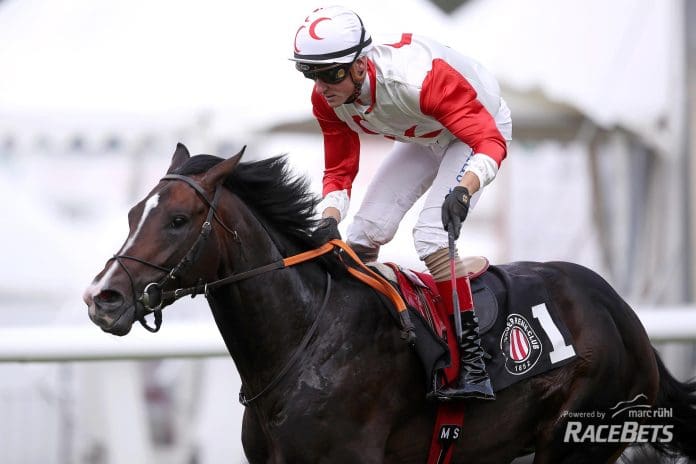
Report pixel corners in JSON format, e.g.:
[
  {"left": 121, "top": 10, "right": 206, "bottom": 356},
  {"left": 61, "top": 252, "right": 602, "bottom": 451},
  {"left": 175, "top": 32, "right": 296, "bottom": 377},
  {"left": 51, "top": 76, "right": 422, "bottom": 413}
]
[{"left": 176, "top": 154, "right": 321, "bottom": 247}]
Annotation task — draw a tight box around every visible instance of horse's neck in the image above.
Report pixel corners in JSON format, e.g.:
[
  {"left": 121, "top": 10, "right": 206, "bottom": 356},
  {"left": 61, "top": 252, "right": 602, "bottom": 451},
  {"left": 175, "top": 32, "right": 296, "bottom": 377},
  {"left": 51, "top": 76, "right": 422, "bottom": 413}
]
[{"left": 209, "top": 212, "right": 327, "bottom": 394}]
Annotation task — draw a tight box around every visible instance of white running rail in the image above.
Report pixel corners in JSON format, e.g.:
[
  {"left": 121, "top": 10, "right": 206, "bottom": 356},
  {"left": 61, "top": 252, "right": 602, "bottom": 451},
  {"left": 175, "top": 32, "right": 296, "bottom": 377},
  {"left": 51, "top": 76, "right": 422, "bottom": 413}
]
[{"left": 0, "top": 307, "right": 694, "bottom": 362}]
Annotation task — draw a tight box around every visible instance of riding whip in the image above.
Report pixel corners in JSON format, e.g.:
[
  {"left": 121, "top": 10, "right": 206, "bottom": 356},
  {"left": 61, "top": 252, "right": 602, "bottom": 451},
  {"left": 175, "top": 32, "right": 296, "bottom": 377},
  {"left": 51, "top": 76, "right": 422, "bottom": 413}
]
[{"left": 448, "top": 227, "right": 463, "bottom": 344}]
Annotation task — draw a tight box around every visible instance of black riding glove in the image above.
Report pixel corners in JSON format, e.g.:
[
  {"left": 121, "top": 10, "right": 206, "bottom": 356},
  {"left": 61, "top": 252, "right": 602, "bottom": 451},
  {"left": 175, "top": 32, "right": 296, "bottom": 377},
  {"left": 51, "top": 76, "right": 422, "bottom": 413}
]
[
  {"left": 311, "top": 217, "right": 341, "bottom": 245},
  {"left": 441, "top": 186, "right": 471, "bottom": 240}
]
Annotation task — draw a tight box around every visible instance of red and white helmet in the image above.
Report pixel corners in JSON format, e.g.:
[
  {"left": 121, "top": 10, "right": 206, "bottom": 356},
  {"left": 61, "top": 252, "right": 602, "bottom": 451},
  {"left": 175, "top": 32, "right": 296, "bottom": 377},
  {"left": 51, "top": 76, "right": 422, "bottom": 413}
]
[{"left": 291, "top": 6, "right": 372, "bottom": 65}]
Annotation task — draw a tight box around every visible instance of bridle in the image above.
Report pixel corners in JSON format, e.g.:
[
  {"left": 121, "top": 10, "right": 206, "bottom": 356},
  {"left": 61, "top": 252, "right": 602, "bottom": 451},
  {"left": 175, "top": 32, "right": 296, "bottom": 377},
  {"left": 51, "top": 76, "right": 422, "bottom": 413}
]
[
  {"left": 108, "top": 174, "right": 338, "bottom": 331},
  {"left": 108, "top": 174, "right": 231, "bottom": 332}
]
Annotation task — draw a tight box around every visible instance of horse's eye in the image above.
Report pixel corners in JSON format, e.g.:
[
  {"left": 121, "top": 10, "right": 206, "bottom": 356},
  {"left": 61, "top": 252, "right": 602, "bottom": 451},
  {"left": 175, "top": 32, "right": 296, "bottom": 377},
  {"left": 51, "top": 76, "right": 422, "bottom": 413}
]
[{"left": 170, "top": 216, "right": 188, "bottom": 229}]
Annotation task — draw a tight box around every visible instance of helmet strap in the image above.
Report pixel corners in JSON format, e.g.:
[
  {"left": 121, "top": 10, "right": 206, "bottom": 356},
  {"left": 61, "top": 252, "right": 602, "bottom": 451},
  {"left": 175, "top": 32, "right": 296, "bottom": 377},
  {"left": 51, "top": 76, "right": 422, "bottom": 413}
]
[{"left": 344, "top": 60, "right": 367, "bottom": 105}]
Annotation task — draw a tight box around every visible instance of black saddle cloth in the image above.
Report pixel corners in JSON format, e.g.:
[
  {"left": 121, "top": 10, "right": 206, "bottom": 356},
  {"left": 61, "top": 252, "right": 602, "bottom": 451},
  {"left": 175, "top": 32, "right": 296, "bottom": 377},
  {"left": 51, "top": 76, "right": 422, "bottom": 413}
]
[{"left": 402, "top": 262, "right": 578, "bottom": 394}]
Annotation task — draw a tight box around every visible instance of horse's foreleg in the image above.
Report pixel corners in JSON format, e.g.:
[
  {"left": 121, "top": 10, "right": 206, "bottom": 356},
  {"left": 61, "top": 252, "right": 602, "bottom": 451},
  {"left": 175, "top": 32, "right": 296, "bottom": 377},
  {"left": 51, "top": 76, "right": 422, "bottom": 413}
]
[
  {"left": 319, "top": 422, "right": 393, "bottom": 464},
  {"left": 241, "top": 408, "right": 270, "bottom": 464},
  {"left": 318, "top": 448, "right": 384, "bottom": 464}
]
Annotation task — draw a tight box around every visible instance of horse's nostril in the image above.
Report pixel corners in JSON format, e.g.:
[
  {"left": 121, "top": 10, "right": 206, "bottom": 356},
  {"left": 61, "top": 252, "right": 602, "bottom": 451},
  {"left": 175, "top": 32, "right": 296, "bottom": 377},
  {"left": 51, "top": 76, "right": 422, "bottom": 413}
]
[{"left": 95, "top": 289, "right": 124, "bottom": 308}]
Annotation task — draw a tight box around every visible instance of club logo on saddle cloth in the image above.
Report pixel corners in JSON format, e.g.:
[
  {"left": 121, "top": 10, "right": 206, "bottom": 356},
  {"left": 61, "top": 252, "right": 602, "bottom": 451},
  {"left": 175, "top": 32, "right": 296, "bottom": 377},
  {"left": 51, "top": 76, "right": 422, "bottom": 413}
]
[
  {"left": 387, "top": 262, "right": 578, "bottom": 394},
  {"left": 500, "top": 313, "right": 543, "bottom": 375}
]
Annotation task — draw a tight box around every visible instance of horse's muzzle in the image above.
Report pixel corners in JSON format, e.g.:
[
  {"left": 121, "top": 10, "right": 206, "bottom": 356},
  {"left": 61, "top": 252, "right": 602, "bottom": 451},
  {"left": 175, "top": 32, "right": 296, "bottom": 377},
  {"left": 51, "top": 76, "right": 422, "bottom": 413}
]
[{"left": 87, "top": 288, "right": 137, "bottom": 336}]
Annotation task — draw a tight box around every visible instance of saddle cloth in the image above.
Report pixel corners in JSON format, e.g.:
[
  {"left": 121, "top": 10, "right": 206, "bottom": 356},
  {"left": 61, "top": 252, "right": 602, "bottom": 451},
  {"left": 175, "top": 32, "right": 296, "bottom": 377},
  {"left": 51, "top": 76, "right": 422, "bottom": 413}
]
[{"left": 380, "top": 260, "right": 578, "bottom": 394}]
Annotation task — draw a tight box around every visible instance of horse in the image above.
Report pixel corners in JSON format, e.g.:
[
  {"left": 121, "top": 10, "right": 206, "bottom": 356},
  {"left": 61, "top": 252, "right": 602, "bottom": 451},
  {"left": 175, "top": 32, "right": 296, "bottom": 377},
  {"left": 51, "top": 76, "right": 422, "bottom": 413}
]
[{"left": 83, "top": 144, "right": 696, "bottom": 464}]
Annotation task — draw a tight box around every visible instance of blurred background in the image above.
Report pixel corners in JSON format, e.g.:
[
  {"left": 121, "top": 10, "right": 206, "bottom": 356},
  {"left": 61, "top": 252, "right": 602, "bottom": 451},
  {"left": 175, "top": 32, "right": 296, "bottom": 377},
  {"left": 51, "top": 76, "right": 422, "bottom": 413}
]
[{"left": 0, "top": 0, "right": 694, "bottom": 462}]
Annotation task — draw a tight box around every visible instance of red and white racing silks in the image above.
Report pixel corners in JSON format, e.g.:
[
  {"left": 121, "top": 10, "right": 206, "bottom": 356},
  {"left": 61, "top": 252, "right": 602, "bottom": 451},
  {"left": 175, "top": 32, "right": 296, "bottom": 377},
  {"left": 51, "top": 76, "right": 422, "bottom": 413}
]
[{"left": 311, "top": 32, "right": 512, "bottom": 258}]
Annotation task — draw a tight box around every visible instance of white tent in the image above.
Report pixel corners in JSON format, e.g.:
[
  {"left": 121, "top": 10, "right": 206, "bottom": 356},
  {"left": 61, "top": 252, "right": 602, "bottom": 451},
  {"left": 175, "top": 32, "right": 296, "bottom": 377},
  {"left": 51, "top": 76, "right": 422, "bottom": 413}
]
[
  {"left": 0, "top": 0, "right": 453, "bottom": 140},
  {"left": 452, "top": 0, "right": 685, "bottom": 157}
]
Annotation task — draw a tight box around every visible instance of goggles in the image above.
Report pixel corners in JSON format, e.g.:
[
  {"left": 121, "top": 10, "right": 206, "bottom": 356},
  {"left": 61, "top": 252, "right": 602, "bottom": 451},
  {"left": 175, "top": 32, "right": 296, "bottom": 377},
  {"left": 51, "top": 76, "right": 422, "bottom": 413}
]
[{"left": 295, "top": 62, "right": 352, "bottom": 84}]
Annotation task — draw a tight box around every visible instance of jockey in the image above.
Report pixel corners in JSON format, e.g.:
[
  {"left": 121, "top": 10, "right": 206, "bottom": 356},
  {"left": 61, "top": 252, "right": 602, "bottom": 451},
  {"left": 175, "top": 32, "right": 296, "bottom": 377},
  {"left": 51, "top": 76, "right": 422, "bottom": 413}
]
[{"left": 292, "top": 5, "right": 512, "bottom": 401}]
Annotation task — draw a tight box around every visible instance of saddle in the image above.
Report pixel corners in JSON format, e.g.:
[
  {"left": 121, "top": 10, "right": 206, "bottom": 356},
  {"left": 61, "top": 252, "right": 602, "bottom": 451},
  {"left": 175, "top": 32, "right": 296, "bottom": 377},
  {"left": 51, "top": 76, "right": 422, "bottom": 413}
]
[{"left": 375, "top": 259, "right": 493, "bottom": 389}]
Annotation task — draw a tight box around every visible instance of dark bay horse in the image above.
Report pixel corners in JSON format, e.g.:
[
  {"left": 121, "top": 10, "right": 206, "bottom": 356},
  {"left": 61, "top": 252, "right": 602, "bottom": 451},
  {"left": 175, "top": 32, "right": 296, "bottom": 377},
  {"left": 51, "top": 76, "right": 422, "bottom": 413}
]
[{"left": 83, "top": 144, "right": 696, "bottom": 463}]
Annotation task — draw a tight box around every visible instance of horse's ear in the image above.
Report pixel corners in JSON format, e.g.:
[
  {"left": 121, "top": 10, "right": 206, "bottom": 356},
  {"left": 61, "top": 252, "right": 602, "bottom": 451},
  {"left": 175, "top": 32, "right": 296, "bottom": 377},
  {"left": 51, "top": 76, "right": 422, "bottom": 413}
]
[
  {"left": 167, "top": 143, "right": 190, "bottom": 174},
  {"left": 201, "top": 146, "right": 246, "bottom": 189}
]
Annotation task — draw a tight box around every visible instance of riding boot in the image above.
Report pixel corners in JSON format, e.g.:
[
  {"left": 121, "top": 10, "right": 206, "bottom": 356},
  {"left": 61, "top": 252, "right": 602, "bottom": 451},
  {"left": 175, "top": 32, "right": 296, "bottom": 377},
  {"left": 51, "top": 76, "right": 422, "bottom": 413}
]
[{"left": 432, "top": 277, "right": 495, "bottom": 401}]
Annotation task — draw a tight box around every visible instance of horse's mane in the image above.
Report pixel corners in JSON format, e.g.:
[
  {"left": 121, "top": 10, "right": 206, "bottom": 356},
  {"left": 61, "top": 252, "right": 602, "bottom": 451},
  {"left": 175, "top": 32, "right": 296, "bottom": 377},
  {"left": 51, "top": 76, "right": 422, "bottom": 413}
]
[{"left": 177, "top": 154, "right": 321, "bottom": 247}]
